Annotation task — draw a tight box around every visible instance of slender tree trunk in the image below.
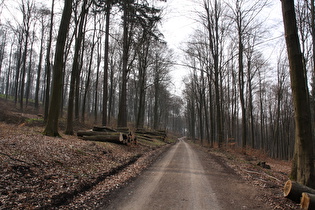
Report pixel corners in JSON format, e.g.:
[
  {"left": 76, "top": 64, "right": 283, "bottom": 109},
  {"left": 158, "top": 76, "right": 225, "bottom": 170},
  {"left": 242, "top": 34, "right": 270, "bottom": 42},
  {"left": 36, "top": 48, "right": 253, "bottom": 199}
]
[
  {"left": 25, "top": 29, "right": 35, "bottom": 108},
  {"left": 281, "top": 0, "right": 315, "bottom": 188},
  {"left": 14, "top": 33, "right": 22, "bottom": 105},
  {"left": 94, "top": 37, "right": 101, "bottom": 124},
  {"left": 44, "top": 0, "right": 73, "bottom": 137},
  {"left": 20, "top": 20, "right": 30, "bottom": 111},
  {"left": 35, "top": 17, "right": 45, "bottom": 110},
  {"left": 153, "top": 77, "right": 159, "bottom": 130},
  {"left": 136, "top": 64, "right": 146, "bottom": 128},
  {"left": 108, "top": 58, "right": 115, "bottom": 124},
  {"left": 238, "top": 30, "right": 247, "bottom": 149},
  {"left": 66, "top": 0, "right": 88, "bottom": 134},
  {"left": 6, "top": 43, "right": 13, "bottom": 99},
  {"left": 44, "top": 0, "right": 55, "bottom": 121},
  {"left": 136, "top": 34, "right": 150, "bottom": 129},
  {"left": 247, "top": 58, "right": 255, "bottom": 148},
  {"left": 0, "top": 31, "right": 6, "bottom": 81},
  {"left": 82, "top": 13, "right": 97, "bottom": 123},
  {"left": 118, "top": 0, "right": 131, "bottom": 128},
  {"left": 103, "top": 3, "right": 111, "bottom": 126}
]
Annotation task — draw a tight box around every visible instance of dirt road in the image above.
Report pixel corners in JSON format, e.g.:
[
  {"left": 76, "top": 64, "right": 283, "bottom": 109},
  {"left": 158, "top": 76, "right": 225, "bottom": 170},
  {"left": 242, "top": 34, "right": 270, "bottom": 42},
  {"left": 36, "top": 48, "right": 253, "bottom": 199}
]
[{"left": 101, "top": 139, "right": 270, "bottom": 210}]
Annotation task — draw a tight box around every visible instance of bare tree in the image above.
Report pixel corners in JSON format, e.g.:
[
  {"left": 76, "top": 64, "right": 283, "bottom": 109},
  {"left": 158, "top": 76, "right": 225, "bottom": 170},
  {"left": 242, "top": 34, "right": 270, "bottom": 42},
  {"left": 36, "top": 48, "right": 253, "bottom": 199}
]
[
  {"left": 44, "top": 0, "right": 73, "bottom": 136},
  {"left": 65, "top": 0, "right": 90, "bottom": 135}
]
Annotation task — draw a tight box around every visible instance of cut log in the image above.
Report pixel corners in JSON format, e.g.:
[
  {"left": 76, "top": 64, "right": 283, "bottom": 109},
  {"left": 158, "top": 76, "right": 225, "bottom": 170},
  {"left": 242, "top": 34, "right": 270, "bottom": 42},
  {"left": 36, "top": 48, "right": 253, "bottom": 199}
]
[
  {"left": 136, "top": 130, "right": 166, "bottom": 137},
  {"left": 77, "top": 130, "right": 122, "bottom": 137},
  {"left": 137, "top": 135, "right": 154, "bottom": 142},
  {"left": 92, "top": 126, "right": 117, "bottom": 132},
  {"left": 82, "top": 133, "right": 126, "bottom": 144},
  {"left": 301, "top": 192, "right": 315, "bottom": 210},
  {"left": 283, "top": 180, "right": 315, "bottom": 203}
]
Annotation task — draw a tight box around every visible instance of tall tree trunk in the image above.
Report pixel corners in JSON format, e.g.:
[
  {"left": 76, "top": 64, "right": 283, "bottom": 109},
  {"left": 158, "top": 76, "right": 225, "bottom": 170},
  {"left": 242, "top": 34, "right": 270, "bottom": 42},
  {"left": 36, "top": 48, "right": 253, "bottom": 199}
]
[
  {"left": 65, "top": 0, "right": 88, "bottom": 135},
  {"left": 25, "top": 29, "right": 35, "bottom": 108},
  {"left": 14, "top": 33, "right": 22, "bottom": 105},
  {"left": 82, "top": 13, "right": 97, "bottom": 123},
  {"left": 94, "top": 36, "right": 101, "bottom": 124},
  {"left": 6, "top": 43, "right": 13, "bottom": 99},
  {"left": 118, "top": 0, "right": 131, "bottom": 128},
  {"left": 136, "top": 34, "right": 150, "bottom": 129},
  {"left": 103, "top": 3, "right": 111, "bottom": 126},
  {"left": 136, "top": 63, "right": 146, "bottom": 128},
  {"left": 153, "top": 77, "right": 159, "bottom": 130},
  {"left": 0, "top": 31, "right": 6, "bottom": 82},
  {"left": 35, "top": 16, "right": 45, "bottom": 110},
  {"left": 281, "top": 0, "right": 315, "bottom": 188},
  {"left": 44, "top": 0, "right": 73, "bottom": 137},
  {"left": 238, "top": 29, "right": 247, "bottom": 149},
  {"left": 20, "top": 15, "right": 30, "bottom": 111},
  {"left": 44, "top": 0, "right": 55, "bottom": 121},
  {"left": 247, "top": 58, "right": 255, "bottom": 148}
]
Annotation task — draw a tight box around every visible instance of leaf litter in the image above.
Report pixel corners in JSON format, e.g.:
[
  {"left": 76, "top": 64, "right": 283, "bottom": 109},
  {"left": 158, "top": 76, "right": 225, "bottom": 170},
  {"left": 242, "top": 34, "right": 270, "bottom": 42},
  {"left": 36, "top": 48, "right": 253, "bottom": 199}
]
[{"left": 0, "top": 122, "right": 169, "bottom": 209}]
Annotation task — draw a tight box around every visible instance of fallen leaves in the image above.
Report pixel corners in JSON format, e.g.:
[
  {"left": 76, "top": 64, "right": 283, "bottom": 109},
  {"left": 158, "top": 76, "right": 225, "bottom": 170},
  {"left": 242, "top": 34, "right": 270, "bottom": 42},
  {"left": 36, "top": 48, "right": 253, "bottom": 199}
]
[{"left": 0, "top": 122, "right": 168, "bottom": 209}]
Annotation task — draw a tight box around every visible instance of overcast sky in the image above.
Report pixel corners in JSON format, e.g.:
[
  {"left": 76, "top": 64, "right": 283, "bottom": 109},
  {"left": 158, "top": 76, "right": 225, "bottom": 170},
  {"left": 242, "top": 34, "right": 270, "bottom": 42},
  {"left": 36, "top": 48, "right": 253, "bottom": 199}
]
[{"left": 1, "top": 0, "right": 284, "bottom": 95}]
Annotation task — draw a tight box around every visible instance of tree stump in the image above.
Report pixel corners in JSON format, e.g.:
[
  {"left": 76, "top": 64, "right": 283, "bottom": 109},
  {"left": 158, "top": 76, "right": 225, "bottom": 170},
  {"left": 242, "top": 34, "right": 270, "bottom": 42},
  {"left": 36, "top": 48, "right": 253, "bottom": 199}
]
[
  {"left": 283, "top": 180, "right": 315, "bottom": 203},
  {"left": 301, "top": 193, "right": 315, "bottom": 210}
]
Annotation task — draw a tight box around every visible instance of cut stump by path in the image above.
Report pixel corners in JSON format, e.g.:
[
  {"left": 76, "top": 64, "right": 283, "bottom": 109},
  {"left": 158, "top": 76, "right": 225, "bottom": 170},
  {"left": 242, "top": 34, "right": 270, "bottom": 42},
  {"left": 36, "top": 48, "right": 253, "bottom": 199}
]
[{"left": 283, "top": 180, "right": 315, "bottom": 203}]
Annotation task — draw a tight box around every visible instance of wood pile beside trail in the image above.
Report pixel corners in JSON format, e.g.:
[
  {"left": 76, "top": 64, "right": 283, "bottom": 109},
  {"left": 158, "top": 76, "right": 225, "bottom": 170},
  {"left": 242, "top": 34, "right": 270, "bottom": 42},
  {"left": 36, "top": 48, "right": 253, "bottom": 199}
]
[
  {"left": 77, "top": 126, "right": 167, "bottom": 145},
  {"left": 135, "top": 129, "right": 167, "bottom": 142},
  {"left": 77, "top": 126, "right": 136, "bottom": 145},
  {"left": 283, "top": 180, "right": 315, "bottom": 209}
]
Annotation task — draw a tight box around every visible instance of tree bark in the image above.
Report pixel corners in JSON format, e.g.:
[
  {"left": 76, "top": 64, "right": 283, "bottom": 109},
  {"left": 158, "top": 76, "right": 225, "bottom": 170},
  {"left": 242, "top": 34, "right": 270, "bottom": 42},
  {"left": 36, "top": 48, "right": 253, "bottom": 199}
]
[
  {"left": 5, "top": 43, "right": 13, "bottom": 99},
  {"left": 65, "top": 0, "right": 88, "bottom": 135},
  {"left": 281, "top": 0, "right": 315, "bottom": 188},
  {"left": 118, "top": 0, "right": 132, "bottom": 128},
  {"left": 14, "top": 33, "right": 22, "bottom": 105},
  {"left": 44, "top": 0, "right": 73, "bottom": 137},
  {"left": 44, "top": 0, "right": 55, "bottom": 121},
  {"left": 25, "top": 29, "right": 35, "bottom": 108},
  {"left": 20, "top": 1, "right": 32, "bottom": 111},
  {"left": 82, "top": 134, "right": 125, "bottom": 144},
  {"left": 102, "top": 2, "right": 111, "bottom": 126},
  {"left": 82, "top": 11, "right": 97, "bottom": 123}
]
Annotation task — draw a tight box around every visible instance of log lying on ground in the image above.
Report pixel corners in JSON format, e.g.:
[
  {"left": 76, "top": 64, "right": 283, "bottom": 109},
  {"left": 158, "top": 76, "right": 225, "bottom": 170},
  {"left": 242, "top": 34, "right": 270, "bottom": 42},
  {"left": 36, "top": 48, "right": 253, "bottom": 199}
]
[
  {"left": 301, "top": 192, "right": 315, "bottom": 210},
  {"left": 77, "top": 130, "right": 123, "bottom": 137},
  {"left": 116, "top": 127, "right": 130, "bottom": 132},
  {"left": 283, "top": 180, "right": 315, "bottom": 203},
  {"left": 135, "top": 129, "right": 167, "bottom": 141},
  {"left": 92, "top": 126, "right": 117, "bottom": 132},
  {"left": 82, "top": 133, "right": 126, "bottom": 144},
  {"left": 136, "top": 129, "right": 166, "bottom": 136},
  {"left": 137, "top": 135, "right": 154, "bottom": 142},
  {"left": 77, "top": 126, "right": 137, "bottom": 145}
]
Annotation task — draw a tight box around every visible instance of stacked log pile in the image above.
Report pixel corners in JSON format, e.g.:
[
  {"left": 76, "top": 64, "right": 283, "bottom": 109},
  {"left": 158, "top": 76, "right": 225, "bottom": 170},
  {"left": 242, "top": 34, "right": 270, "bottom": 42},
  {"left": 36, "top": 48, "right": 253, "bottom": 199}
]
[
  {"left": 77, "top": 126, "right": 136, "bottom": 145},
  {"left": 77, "top": 127, "right": 167, "bottom": 145},
  {"left": 283, "top": 180, "right": 315, "bottom": 209},
  {"left": 135, "top": 129, "right": 167, "bottom": 142}
]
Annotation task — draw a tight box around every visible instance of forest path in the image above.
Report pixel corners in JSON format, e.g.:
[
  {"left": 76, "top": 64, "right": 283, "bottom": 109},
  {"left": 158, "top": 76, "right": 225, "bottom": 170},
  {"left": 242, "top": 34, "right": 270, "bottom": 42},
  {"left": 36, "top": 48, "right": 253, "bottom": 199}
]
[{"left": 100, "top": 139, "right": 270, "bottom": 210}]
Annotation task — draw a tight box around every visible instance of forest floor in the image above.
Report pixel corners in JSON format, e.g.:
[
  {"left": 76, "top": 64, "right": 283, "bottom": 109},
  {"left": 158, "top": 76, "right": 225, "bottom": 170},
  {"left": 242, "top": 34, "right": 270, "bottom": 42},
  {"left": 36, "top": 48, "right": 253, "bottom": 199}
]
[{"left": 0, "top": 98, "right": 299, "bottom": 209}]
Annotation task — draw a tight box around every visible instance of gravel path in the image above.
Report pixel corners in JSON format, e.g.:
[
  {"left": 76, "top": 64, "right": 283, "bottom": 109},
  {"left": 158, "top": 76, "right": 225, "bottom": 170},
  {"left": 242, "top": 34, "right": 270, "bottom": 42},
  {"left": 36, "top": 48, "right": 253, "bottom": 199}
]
[{"left": 101, "top": 138, "right": 270, "bottom": 210}]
